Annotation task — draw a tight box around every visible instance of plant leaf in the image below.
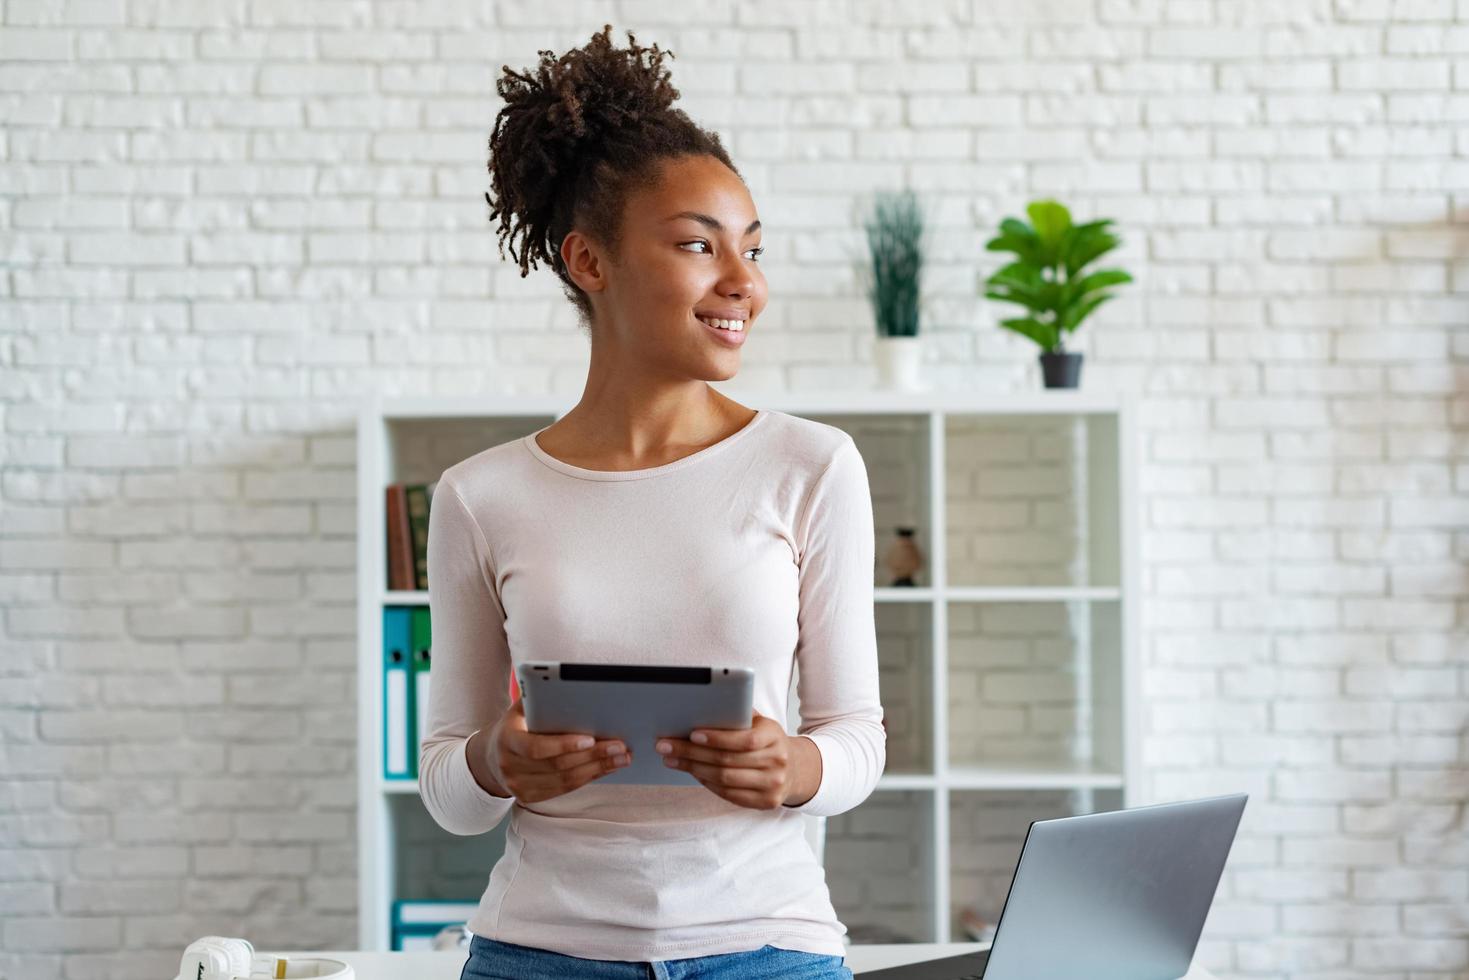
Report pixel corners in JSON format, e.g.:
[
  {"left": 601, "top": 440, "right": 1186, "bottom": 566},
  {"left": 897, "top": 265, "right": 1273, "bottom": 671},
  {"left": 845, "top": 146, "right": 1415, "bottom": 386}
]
[
  {"left": 1061, "top": 268, "right": 1132, "bottom": 307},
  {"left": 999, "top": 316, "right": 1060, "bottom": 351},
  {"left": 998, "top": 217, "right": 1036, "bottom": 241},
  {"left": 1026, "top": 200, "right": 1071, "bottom": 267},
  {"left": 985, "top": 219, "right": 1044, "bottom": 265},
  {"left": 986, "top": 260, "right": 1043, "bottom": 291},
  {"left": 1063, "top": 222, "right": 1122, "bottom": 276},
  {"left": 983, "top": 204, "right": 1131, "bottom": 344},
  {"left": 864, "top": 189, "right": 925, "bottom": 336},
  {"left": 989, "top": 261, "right": 1069, "bottom": 314},
  {"left": 985, "top": 290, "right": 1050, "bottom": 314},
  {"left": 1060, "top": 292, "right": 1117, "bottom": 331}
]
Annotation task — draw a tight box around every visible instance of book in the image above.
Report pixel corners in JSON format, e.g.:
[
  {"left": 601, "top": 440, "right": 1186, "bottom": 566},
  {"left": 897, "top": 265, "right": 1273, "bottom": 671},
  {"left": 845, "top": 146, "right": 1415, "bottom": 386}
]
[
  {"left": 385, "top": 485, "right": 416, "bottom": 591},
  {"left": 406, "top": 484, "right": 431, "bottom": 591}
]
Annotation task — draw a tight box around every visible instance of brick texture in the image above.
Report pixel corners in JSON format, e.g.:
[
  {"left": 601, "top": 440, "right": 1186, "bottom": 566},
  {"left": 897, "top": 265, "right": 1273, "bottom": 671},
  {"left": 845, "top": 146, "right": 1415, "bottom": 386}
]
[{"left": 3, "top": 2, "right": 1468, "bottom": 978}]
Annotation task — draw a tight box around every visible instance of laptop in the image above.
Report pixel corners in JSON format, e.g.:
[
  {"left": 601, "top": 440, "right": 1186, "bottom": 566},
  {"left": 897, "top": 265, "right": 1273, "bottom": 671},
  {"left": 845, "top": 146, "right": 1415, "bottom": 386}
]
[{"left": 856, "top": 793, "right": 1248, "bottom": 980}]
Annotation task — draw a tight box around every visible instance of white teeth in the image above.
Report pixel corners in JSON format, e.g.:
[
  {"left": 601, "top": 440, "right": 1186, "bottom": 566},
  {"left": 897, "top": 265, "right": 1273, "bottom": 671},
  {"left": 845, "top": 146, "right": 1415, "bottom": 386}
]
[{"left": 697, "top": 315, "right": 745, "bottom": 332}]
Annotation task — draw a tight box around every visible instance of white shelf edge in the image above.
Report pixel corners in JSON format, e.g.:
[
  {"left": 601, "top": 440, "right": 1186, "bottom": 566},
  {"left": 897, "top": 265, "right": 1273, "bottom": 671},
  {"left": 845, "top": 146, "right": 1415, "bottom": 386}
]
[
  {"left": 376, "top": 390, "right": 1125, "bottom": 421},
  {"left": 380, "top": 770, "right": 1124, "bottom": 796},
  {"left": 356, "top": 399, "right": 385, "bottom": 951},
  {"left": 929, "top": 410, "right": 949, "bottom": 944},
  {"left": 383, "top": 586, "right": 1122, "bottom": 605},
  {"left": 943, "top": 586, "right": 1121, "bottom": 602},
  {"left": 874, "top": 774, "right": 936, "bottom": 790},
  {"left": 944, "top": 766, "right": 1126, "bottom": 791},
  {"left": 876, "top": 587, "right": 935, "bottom": 601}
]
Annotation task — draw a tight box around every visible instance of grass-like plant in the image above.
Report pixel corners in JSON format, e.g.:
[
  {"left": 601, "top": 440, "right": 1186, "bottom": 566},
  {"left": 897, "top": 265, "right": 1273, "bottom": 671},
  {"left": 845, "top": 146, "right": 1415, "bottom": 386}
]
[
  {"left": 983, "top": 199, "right": 1132, "bottom": 354},
  {"left": 862, "top": 189, "right": 926, "bottom": 338}
]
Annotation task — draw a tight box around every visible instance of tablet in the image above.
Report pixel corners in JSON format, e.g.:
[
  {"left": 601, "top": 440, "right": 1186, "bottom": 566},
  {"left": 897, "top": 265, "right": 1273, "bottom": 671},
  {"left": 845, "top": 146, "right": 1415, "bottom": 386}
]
[{"left": 514, "top": 661, "right": 755, "bottom": 786}]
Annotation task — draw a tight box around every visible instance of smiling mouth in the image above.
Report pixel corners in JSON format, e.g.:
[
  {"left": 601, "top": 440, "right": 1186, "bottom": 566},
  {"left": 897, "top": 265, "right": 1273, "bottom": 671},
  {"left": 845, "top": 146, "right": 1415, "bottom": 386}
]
[{"left": 694, "top": 314, "right": 747, "bottom": 333}]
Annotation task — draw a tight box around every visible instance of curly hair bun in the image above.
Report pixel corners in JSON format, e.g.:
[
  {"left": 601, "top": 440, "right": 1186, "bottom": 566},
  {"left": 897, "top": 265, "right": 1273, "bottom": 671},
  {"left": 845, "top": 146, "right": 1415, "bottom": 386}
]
[
  {"left": 506, "top": 24, "right": 678, "bottom": 156},
  {"left": 485, "top": 24, "right": 737, "bottom": 329},
  {"left": 485, "top": 25, "right": 677, "bottom": 264}
]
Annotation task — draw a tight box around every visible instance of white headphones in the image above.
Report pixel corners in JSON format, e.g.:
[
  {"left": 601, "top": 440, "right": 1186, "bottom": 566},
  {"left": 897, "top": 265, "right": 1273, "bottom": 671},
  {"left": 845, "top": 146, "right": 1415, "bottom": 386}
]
[
  {"left": 176, "top": 936, "right": 258, "bottom": 980},
  {"left": 175, "top": 936, "right": 354, "bottom": 980}
]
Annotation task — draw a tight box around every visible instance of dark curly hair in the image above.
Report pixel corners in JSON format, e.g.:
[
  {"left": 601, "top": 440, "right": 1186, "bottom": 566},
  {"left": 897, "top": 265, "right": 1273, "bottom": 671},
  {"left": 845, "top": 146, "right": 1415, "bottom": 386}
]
[{"left": 485, "top": 24, "right": 742, "bottom": 331}]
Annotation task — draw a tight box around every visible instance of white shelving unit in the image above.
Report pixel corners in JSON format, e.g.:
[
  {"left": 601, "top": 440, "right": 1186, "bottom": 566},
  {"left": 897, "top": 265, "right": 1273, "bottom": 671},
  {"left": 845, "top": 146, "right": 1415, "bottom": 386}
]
[{"left": 357, "top": 389, "right": 1139, "bottom": 950}]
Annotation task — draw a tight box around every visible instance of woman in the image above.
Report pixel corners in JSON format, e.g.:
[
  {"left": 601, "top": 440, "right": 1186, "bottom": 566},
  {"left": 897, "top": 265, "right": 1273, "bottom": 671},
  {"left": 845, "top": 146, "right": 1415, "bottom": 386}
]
[{"left": 420, "top": 25, "right": 885, "bottom": 980}]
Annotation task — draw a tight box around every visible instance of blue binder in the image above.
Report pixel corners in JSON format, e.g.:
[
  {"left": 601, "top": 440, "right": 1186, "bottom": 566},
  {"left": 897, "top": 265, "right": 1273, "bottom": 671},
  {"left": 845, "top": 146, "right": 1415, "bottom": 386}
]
[{"left": 383, "top": 608, "right": 413, "bottom": 781}]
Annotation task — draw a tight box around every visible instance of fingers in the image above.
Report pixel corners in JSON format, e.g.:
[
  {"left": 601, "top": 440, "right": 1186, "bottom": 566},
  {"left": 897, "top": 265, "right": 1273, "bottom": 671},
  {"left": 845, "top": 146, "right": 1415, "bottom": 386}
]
[
  {"left": 522, "top": 731, "right": 598, "bottom": 761},
  {"left": 493, "top": 698, "right": 639, "bottom": 800},
  {"left": 663, "top": 741, "right": 774, "bottom": 768},
  {"left": 657, "top": 714, "right": 791, "bottom": 810},
  {"left": 685, "top": 711, "right": 774, "bottom": 752},
  {"left": 504, "top": 708, "right": 607, "bottom": 761},
  {"left": 547, "top": 739, "right": 628, "bottom": 772},
  {"left": 679, "top": 761, "right": 787, "bottom": 810},
  {"left": 499, "top": 700, "right": 529, "bottom": 755},
  {"left": 513, "top": 734, "right": 626, "bottom": 767},
  {"left": 678, "top": 759, "right": 777, "bottom": 790},
  {"left": 514, "top": 747, "right": 632, "bottom": 801}
]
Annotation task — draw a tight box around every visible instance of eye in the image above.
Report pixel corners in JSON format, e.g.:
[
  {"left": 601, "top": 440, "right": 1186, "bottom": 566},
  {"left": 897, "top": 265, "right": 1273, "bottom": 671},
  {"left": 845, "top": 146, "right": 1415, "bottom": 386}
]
[{"left": 679, "top": 241, "right": 765, "bottom": 262}]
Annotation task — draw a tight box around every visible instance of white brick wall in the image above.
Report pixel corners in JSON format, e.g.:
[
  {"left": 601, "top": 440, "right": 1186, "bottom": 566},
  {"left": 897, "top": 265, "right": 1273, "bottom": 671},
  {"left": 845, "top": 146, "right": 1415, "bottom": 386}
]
[
  {"left": 3, "top": 1, "right": 1468, "bottom": 978},
  {"left": 826, "top": 789, "right": 935, "bottom": 944}
]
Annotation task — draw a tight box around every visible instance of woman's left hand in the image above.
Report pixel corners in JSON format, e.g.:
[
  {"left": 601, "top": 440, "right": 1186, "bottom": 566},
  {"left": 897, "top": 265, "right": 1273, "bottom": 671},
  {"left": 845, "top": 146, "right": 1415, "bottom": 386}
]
[{"left": 656, "top": 710, "right": 805, "bottom": 810}]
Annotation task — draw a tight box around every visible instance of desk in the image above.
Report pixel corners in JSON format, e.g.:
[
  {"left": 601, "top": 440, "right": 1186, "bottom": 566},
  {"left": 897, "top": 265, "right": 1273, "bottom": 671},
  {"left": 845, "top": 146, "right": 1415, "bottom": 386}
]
[{"left": 266, "top": 944, "right": 1218, "bottom": 978}]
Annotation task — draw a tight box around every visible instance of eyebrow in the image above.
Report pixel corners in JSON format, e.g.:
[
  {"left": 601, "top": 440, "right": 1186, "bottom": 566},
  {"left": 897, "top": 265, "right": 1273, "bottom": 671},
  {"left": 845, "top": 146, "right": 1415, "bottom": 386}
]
[{"left": 664, "top": 211, "right": 761, "bottom": 235}]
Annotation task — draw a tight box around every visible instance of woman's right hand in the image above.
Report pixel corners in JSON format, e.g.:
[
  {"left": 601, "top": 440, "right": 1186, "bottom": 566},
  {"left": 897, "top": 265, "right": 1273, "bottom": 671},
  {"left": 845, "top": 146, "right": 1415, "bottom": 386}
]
[{"left": 481, "top": 698, "right": 631, "bottom": 803}]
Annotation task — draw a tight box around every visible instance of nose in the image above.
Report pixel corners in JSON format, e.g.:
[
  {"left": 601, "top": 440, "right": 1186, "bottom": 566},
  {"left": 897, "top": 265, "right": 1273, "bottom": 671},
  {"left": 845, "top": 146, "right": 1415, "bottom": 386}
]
[{"left": 719, "top": 254, "right": 755, "bottom": 301}]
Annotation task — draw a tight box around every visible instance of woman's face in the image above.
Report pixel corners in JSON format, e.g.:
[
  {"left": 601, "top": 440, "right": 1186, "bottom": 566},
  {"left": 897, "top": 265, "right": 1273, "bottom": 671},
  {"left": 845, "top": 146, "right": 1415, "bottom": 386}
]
[{"left": 567, "top": 154, "right": 768, "bottom": 382}]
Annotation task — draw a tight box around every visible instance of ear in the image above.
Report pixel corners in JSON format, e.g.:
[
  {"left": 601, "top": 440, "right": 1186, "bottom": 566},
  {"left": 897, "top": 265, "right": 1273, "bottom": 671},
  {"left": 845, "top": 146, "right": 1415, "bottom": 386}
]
[{"left": 560, "top": 230, "right": 606, "bottom": 294}]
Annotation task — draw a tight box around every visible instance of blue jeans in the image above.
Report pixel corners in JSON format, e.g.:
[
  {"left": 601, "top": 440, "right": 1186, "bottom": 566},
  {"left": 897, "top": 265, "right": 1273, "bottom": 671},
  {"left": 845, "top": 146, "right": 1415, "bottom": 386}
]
[{"left": 460, "top": 934, "right": 854, "bottom": 980}]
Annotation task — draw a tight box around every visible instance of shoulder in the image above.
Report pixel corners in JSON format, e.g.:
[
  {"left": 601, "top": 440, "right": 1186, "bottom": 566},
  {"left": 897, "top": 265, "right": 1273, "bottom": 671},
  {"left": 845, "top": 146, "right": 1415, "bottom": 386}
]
[
  {"left": 757, "top": 409, "right": 860, "bottom": 474},
  {"left": 437, "top": 433, "right": 536, "bottom": 506}
]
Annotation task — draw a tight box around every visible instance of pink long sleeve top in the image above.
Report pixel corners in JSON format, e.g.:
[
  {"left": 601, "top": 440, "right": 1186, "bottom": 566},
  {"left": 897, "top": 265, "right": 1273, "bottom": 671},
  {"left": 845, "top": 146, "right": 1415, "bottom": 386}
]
[{"left": 418, "top": 407, "right": 886, "bottom": 961}]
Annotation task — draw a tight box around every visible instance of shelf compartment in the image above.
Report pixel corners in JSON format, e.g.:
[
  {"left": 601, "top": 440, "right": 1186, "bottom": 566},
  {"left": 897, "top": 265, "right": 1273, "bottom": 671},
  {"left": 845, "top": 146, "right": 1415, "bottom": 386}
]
[
  {"left": 875, "top": 601, "right": 934, "bottom": 777},
  {"left": 948, "top": 788, "right": 1125, "bottom": 942},
  {"left": 388, "top": 792, "right": 507, "bottom": 930},
  {"left": 823, "top": 789, "right": 936, "bottom": 944},
  {"left": 946, "top": 600, "right": 1124, "bottom": 778},
  {"left": 798, "top": 412, "right": 934, "bottom": 589},
  {"left": 384, "top": 413, "right": 555, "bottom": 487},
  {"left": 944, "top": 412, "right": 1120, "bottom": 590}
]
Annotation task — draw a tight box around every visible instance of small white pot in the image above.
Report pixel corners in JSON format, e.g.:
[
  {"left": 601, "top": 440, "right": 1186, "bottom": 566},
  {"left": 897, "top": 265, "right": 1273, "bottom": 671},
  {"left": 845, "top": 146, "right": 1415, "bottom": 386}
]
[{"left": 874, "top": 335, "right": 926, "bottom": 391}]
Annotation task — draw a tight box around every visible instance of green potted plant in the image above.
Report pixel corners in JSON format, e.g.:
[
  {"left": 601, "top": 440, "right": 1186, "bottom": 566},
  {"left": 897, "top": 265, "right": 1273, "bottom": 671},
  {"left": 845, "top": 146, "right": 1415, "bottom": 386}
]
[
  {"left": 982, "top": 199, "right": 1132, "bottom": 389},
  {"left": 861, "top": 189, "right": 930, "bottom": 391}
]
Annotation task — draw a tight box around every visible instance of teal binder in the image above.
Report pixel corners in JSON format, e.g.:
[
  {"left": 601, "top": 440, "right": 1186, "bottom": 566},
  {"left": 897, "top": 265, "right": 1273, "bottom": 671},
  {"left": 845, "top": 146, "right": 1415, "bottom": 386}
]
[
  {"left": 383, "top": 607, "right": 412, "bottom": 781},
  {"left": 392, "top": 899, "right": 479, "bottom": 951}
]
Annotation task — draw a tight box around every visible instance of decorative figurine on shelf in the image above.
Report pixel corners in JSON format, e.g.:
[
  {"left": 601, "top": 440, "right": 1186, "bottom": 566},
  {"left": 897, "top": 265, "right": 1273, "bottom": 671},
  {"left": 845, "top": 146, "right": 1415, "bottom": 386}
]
[{"left": 883, "top": 526, "right": 924, "bottom": 587}]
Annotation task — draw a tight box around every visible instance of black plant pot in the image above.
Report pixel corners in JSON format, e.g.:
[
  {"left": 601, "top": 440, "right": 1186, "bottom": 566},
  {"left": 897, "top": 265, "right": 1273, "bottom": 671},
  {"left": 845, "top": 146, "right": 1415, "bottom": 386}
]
[{"left": 1039, "top": 351, "right": 1083, "bottom": 389}]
